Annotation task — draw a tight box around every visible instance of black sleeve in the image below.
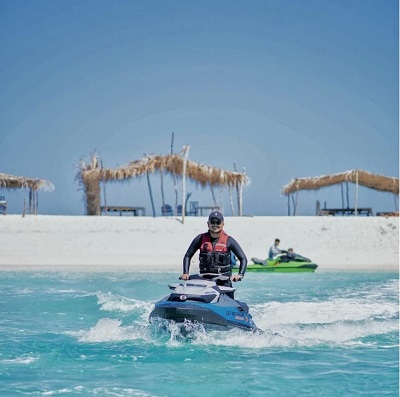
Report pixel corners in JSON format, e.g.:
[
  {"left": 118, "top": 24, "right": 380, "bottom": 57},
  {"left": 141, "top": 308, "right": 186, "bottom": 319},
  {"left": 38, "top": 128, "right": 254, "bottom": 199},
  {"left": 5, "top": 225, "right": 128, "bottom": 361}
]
[
  {"left": 228, "top": 237, "right": 248, "bottom": 277},
  {"left": 182, "top": 234, "right": 202, "bottom": 274}
]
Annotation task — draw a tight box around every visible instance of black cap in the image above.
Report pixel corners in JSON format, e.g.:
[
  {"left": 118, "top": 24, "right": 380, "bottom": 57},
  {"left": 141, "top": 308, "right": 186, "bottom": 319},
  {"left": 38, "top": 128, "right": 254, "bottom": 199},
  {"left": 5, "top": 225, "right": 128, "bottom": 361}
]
[{"left": 208, "top": 211, "right": 224, "bottom": 222}]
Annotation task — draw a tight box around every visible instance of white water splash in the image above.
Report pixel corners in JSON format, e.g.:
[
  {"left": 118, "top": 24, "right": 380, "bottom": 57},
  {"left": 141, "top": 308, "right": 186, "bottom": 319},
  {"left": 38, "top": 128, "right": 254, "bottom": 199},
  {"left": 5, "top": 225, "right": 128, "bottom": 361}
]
[
  {"left": 0, "top": 355, "right": 38, "bottom": 364},
  {"left": 253, "top": 297, "right": 398, "bottom": 327},
  {"left": 72, "top": 279, "right": 399, "bottom": 349},
  {"left": 69, "top": 318, "right": 151, "bottom": 343},
  {"left": 96, "top": 291, "right": 151, "bottom": 313}
]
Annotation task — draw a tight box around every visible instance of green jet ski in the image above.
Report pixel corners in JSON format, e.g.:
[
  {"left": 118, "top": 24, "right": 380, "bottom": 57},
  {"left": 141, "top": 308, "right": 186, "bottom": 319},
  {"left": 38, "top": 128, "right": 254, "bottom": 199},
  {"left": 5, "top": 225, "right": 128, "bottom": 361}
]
[{"left": 246, "top": 252, "right": 318, "bottom": 273}]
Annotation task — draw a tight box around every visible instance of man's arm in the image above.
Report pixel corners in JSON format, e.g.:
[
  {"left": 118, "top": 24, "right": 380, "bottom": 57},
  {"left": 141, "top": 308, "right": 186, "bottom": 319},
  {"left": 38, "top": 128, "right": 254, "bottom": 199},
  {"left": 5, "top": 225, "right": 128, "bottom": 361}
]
[
  {"left": 229, "top": 237, "right": 247, "bottom": 278},
  {"left": 182, "top": 234, "right": 202, "bottom": 275}
]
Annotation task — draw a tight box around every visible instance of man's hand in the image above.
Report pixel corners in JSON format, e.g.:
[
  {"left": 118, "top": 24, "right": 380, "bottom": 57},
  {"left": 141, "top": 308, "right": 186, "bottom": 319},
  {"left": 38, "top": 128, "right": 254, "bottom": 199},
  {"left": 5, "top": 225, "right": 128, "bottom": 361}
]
[
  {"left": 230, "top": 274, "right": 243, "bottom": 282},
  {"left": 180, "top": 273, "right": 190, "bottom": 280}
]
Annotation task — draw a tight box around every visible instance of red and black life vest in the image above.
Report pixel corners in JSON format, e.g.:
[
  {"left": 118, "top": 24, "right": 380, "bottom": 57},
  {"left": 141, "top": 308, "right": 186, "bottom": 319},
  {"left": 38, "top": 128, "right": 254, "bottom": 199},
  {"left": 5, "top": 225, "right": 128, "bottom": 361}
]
[{"left": 199, "top": 231, "right": 231, "bottom": 275}]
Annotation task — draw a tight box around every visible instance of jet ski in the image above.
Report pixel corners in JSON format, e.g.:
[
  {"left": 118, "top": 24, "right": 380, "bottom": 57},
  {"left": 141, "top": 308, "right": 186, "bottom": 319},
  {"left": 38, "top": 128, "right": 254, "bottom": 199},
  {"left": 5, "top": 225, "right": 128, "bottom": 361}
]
[
  {"left": 247, "top": 252, "right": 318, "bottom": 273},
  {"left": 149, "top": 274, "right": 259, "bottom": 332}
]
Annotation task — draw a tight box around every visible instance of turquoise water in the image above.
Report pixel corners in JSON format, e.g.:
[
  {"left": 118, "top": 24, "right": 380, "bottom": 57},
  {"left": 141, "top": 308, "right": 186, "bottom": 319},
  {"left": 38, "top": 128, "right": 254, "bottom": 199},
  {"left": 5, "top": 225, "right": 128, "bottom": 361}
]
[{"left": 0, "top": 270, "right": 398, "bottom": 396}]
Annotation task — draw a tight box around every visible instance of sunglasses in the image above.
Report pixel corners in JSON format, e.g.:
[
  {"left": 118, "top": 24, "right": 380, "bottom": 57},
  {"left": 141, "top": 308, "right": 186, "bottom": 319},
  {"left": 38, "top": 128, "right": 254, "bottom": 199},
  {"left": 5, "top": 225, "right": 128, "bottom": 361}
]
[{"left": 209, "top": 219, "right": 222, "bottom": 226}]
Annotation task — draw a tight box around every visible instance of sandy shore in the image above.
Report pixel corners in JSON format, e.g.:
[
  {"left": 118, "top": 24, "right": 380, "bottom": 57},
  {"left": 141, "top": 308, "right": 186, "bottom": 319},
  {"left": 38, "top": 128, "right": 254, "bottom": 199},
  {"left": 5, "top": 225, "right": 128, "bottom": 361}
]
[{"left": 0, "top": 215, "right": 398, "bottom": 272}]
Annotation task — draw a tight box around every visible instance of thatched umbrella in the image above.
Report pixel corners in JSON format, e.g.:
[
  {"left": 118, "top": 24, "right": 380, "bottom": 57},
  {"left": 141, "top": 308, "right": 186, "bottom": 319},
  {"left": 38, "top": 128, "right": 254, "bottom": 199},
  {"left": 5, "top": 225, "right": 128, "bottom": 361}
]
[
  {"left": 282, "top": 169, "right": 399, "bottom": 215},
  {"left": 0, "top": 172, "right": 55, "bottom": 214},
  {"left": 77, "top": 153, "right": 249, "bottom": 216}
]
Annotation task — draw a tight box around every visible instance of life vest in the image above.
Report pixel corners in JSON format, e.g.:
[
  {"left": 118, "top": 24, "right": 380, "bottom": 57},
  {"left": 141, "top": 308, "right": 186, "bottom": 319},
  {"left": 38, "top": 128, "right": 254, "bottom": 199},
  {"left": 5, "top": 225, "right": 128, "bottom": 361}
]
[{"left": 199, "top": 231, "right": 231, "bottom": 275}]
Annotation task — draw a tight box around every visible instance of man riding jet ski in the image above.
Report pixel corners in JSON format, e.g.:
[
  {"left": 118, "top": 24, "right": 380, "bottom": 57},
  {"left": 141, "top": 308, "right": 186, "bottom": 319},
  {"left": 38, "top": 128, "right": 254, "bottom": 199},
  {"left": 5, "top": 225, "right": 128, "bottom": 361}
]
[
  {"left": 180, "top": 211, "right": 247, "bottom": 299},
  {"left": 149, "top": 211, "right": 259, "bottom": 332}
]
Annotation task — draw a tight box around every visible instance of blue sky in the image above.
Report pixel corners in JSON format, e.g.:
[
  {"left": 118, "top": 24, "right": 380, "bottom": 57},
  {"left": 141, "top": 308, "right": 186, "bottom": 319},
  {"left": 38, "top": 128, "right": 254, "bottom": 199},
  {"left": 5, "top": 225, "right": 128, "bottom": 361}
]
[{"left": 1, "top": 0, "right": 398, "bottom": 216}]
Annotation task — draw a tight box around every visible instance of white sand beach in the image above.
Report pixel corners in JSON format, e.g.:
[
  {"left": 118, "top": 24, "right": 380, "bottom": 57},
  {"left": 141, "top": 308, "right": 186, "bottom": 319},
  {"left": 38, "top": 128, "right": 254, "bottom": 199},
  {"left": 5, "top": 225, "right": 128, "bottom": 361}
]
[{"left": 0, "top": 215, "right": 398, "bottom": 272}]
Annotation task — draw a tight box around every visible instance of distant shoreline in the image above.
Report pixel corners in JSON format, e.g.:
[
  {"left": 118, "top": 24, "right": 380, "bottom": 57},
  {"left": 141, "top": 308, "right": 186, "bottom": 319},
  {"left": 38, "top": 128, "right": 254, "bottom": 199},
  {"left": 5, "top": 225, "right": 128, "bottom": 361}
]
[
  {"left": 0, "top": 215, "right": 398, "bottom": 271},
  {"left": 0, "top": 265, "right": 397, "bottom": 273}
]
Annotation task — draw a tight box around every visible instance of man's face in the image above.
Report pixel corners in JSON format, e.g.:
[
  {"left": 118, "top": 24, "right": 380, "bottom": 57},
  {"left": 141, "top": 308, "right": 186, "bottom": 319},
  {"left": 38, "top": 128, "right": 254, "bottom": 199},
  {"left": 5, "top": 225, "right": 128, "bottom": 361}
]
[{"left": 208, "top": 218, "right": 224, "bottom": 233}]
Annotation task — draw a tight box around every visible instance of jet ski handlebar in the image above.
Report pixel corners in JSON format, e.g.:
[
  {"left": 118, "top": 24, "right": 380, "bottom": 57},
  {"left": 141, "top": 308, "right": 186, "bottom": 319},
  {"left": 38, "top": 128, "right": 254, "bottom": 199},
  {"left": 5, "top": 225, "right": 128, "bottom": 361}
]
[{"left": 179, "top": 274, "right": 231, "bottom": 282}]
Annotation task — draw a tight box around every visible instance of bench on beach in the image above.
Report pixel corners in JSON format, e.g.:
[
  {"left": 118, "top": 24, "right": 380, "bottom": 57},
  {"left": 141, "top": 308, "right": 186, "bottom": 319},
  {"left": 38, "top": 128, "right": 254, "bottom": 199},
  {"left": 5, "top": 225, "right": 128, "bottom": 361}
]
[
  {"left": 101, "top": 206, "right": 146, "bottom": 216},
  {"left": 318, "top": 207, "right": 373, "bottom": 216}
]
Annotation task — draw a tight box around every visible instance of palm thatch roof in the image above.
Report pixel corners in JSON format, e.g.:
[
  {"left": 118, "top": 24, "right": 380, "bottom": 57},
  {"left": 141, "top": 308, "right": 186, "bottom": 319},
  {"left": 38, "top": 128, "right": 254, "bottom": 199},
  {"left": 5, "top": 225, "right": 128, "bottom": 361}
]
[
  {"left": 0, "top": 172, "right": 54, "bottom": 215},
  {"left": 0, "top": 172, "right": 54, "bottom": 191},
  {"left": 77, "top": 153, "right": 249, "bottom": 216},
  {"left": 80, "top": 154, "right": 249, "bottom": 187},
  {"left": 282, "top": 169, "right": 399, "bottom": 196}
]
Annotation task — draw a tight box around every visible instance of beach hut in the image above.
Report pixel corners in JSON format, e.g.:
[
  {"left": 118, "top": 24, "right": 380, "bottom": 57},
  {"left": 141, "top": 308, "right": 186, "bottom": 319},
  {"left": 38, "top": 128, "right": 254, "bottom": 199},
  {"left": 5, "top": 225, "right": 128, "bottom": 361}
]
[
  {"left": 0, "top": 172, "right": 55, "bottom": 214},
  {"left": 77, "top": 151, "right": 249, "bottom": 218},
  {"left": 282, "top": 169, "right": 399, "bottom": 216}
]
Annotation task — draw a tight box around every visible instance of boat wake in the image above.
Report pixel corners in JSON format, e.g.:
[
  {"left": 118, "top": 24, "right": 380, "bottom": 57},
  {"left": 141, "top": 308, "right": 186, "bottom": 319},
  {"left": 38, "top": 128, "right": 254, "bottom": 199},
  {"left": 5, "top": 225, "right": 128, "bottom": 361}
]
[{"left": 66, "top": 287, "right": 398, "bottom": 349}]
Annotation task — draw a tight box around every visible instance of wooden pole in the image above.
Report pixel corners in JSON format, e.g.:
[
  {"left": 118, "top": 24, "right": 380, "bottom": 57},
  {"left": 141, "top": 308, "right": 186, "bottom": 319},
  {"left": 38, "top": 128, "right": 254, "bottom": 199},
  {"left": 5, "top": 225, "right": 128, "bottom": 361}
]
[
  {"left": 35, "top": 190, "right": 38, "bottom": 215},
  {"left": 341, "top": 183, "right": 344, "bottom": 209},
  {"left": 293, "top": 191, "right": 298, "bottom": 216},
  {"left": 239, "top": 179, "right": 244, "bottom": 216},
  {"left": 233, "top": 162, "right": 240, "bottom": 215},
  {"left": 229, "top": 186, "right": 236, "bottom": 216},
  {"left": 160, "top": 171, "right": 165, "bottom": 214},
  {"left": 219, "top": 185, "right": 223, "bottom": 214},
  {"left": 146, "top": 170, "right": 156, "bottom": 217},
  {"left": 28, "top": 188, "right": 32, "bottom": 214},
  {"left": 100, "top": 158, "right": 107, "bottom": 216},
  {"left": 22, "top": 196, "right": 27, "bottom": 217},
  {"left": 210, "top": 185, "right": 217, "bottom": 208},
  {"left": 182, "top": 145, "right": 190, "bottom": 223},
  {"left": 170, "top": 132, "right": 179, "bottom": 216},
  {"left": 354, "top": 170, "right": 359, "bottom": 217}
]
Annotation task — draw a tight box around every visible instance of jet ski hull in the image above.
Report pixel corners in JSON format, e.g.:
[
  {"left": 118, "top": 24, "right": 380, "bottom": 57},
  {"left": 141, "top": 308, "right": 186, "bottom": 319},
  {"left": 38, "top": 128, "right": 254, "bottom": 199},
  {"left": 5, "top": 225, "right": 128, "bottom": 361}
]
[
  {"left": 246, "top": 261, "right": 318, "bottom": 273},
  {"left": 150, "top": 299, "right": 256, "bottom": 331},
  {"left": 149, "top": 277, "right": 258, "bottom": 332},
  {"left": 248, "top": 253, "right": 318, "bottom": 272}
]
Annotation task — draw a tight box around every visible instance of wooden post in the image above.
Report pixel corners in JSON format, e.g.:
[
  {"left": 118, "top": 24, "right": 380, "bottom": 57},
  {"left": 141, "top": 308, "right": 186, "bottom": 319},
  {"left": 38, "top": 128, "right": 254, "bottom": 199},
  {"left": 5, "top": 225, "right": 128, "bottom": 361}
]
[
  {"left": 100, "top": 158, "right": 107, "bottom": 216},
  {"left": 147, "top": 170, "right": 156, "bottom": 217},
  {"left": 239, "top": 179, "right": 244, "bottom": 216},
  {"left": 34, "top": 190, "right": 38, "bottom": 215},
  {"left": 316, "top": 200, "right": 320, "bottom": 216},
  {"left": 160, "top": 171, "right": 165, "bottom": 215},
  {"left": 170, "top": 132, "right": 179, "bottom": 216},
  {"left": 293, "top": 191, "right": 298, "bottom": 216},
  {"left": 233, "top": 162, "right": 240, "bottom": 215},
  {"left": 354, "top": 170, "right": 359, "bottom": 217},
  {"left": 219, "top": 185, "right": 223, "bottom": 214},
  {"left": 341, "top": 183, "right": 344, "bottom": 209},
  {"left": 28, "top": 188, "right": 32, "bottom": 214},
  {"left": 22, "top": 196, "right": 27, "bottom": 217},
  {"left": 210, "top": 185, "right": 217, "bottom": 208},
  {"left": 182, "top": 145, "right": 190, "bottom": 223},
  {"left": 229, "top": 185, "right": 236, "bottom": 216}
]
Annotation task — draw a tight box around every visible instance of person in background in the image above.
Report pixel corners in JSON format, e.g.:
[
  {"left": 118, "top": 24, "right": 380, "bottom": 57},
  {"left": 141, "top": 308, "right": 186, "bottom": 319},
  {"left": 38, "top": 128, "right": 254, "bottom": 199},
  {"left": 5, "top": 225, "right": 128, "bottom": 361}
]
[
  {"left": 268, "top": 238, "right": 283, "bottom": 260},
  {"left": 287, "top": 248, "right": 295, "bottom": 258},
  {"left": 181, "top": 211, "right": 247, "bottom": 298},
  {"left": 279, "top": 247, "right": 295, "bottom": 262}
]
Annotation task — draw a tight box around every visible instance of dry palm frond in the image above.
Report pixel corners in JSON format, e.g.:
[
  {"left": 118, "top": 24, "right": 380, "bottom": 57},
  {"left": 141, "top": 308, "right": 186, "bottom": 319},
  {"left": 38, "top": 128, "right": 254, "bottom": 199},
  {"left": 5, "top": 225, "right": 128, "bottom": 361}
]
[
  {"left": 282, "top": 169, "right": 399, "bottom": 195},
  {"left": 80, "top": 154, "right": 249, "bottom": 187},
  {"left": 0, "top": 172, "right": 55, "bottom": 191},
  {"left": 77, "top": 153, "right": 249, "bottom": 215}
]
